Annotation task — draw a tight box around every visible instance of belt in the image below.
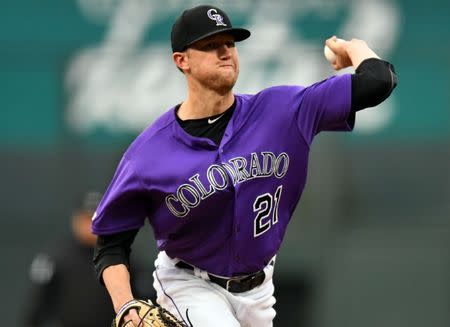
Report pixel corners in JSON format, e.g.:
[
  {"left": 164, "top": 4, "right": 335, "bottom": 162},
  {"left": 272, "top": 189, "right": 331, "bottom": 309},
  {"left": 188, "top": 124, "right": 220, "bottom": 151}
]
[{"left": 175, "top": 260, "right": 273, "bottom": 293}]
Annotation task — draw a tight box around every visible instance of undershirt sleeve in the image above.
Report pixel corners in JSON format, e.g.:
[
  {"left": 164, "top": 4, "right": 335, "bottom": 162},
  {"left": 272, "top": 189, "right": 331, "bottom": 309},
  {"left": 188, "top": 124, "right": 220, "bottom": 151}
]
[
  {"left": 93, "top": 229, "right": 139, "bottom": 285},
  {"left": 351, "top": 58, "right": 398, "bottom": 112}
]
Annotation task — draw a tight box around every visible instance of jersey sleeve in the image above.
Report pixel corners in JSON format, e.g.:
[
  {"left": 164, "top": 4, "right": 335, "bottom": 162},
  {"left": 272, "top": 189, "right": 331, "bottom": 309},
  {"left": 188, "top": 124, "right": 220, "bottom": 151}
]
[
  {"left": 92, "top": 156, "right": 148, "bottom": 235},
  {"left": 296, "top": 73, "right": 354, "bottom": 145}
]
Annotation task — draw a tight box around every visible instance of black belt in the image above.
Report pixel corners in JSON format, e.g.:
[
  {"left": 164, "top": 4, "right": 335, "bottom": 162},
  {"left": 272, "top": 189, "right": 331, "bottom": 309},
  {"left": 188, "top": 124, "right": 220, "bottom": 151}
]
[{"left": 175, "top": 260, "right": 273, "bottom": 293}]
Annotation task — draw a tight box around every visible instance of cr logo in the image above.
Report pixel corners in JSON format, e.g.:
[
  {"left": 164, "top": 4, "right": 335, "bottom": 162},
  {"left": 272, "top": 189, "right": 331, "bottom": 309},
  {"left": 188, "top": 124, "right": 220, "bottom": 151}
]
[{"left": 207, "top": 8, "right": 227, "bottom": 26}]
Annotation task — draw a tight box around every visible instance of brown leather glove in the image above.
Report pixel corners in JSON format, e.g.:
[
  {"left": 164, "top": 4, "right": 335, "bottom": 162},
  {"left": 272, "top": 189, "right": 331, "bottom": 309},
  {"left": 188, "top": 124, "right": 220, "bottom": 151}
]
[{"left": 113, "top": 299, "right": 187, "bottom": 327}]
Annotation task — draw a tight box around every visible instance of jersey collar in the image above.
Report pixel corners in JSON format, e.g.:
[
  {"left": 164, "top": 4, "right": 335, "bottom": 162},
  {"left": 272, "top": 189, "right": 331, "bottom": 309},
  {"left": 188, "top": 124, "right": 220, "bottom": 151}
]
[{"left": 171, "top": 96, "right": 242, "bottom": 149}]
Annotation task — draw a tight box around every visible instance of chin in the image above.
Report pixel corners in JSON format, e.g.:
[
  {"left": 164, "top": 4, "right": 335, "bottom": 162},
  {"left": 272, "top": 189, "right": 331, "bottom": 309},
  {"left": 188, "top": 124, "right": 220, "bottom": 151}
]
[
  {"left": 220, "top": 71, "right": 238, "bottom": 86},
  {"left": 216, "top": 78, "right": 237, "bottom": 94},
  {"left": 203, "top": 72, "right": 236, "bottom": 94}
]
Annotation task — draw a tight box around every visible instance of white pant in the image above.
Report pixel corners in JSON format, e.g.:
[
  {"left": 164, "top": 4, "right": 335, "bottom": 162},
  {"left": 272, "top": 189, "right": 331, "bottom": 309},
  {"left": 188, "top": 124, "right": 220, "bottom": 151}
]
[{"left": 152, "top": 252, "right": 276, "bottom": 327}]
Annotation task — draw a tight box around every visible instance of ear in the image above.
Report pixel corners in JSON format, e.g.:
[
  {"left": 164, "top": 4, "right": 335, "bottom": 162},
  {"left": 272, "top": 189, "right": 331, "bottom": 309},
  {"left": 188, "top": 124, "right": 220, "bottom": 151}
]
[{"left": 173, "top": 52, "right": 189, "bottom": 73}]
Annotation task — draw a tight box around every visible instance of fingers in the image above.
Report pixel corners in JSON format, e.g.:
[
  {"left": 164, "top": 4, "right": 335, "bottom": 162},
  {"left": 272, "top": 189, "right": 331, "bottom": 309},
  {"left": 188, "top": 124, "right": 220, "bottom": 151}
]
[
  {"left": 325, "top": 36, "right": 348, "bottom": 55},
  {"left": 123, "top": 309, "right": 141, "bottom": 327},
  {"left": 326, "top": 36, "right": 366, "bottom": 70},
  {"left": 325, "top": 35, "right": 337, "bottom": 46}
]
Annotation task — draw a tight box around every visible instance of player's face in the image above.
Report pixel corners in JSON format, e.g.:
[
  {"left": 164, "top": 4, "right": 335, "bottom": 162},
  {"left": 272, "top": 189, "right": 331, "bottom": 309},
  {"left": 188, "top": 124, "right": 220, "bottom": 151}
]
[{"left": 185, "top": 33, "right": 239, "bottom": 94}]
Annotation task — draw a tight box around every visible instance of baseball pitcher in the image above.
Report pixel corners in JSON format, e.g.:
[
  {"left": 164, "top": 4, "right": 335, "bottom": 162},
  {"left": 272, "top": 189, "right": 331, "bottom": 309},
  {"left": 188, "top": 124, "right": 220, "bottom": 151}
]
[{"left": 92, "top": 4, "right": 398, "bottom": 327}]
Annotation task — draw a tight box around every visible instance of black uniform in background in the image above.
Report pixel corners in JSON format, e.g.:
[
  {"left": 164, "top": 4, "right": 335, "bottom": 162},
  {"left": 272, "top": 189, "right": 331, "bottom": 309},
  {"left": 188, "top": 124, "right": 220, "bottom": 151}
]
[
  {"left": 23, "top": 235, "right": 154, "bottom": 327},
  {"left": 23, "top": 237, "right": 115, "bottom": 327}
]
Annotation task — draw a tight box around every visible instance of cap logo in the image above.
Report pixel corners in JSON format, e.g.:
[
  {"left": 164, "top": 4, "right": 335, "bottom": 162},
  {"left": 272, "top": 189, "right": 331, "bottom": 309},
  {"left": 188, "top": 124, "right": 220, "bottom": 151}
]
[{"left": 207, "top": 9, "right": 227, "bottom": 26}]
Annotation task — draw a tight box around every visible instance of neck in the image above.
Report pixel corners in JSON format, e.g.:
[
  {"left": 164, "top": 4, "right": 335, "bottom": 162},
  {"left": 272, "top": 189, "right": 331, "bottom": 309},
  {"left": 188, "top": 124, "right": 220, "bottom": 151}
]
[{"left": 178, "top": 81, "right": 235, "bottom": 120}]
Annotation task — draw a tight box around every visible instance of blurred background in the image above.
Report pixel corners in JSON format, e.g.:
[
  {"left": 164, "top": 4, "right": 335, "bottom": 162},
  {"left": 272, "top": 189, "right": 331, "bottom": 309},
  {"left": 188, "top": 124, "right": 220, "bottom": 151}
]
[{"left": 1, "top": 0, "right": 449, "bottom": 326}]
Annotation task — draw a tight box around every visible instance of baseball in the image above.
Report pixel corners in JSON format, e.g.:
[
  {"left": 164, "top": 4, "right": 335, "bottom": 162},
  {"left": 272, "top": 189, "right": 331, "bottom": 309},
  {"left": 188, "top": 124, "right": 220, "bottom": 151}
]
[{"left": 324, "top": 38, "right": 346, "bottom": 63}]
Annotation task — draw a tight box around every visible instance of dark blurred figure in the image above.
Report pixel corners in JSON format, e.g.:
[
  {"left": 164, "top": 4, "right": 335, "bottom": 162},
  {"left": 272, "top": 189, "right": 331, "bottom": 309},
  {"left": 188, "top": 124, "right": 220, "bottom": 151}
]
[
  {"left": 22, "top": 191, "right": 116, "bottom": 327},
  {"left": 273, "top": 273, "right": 316, "bottom": 327}
]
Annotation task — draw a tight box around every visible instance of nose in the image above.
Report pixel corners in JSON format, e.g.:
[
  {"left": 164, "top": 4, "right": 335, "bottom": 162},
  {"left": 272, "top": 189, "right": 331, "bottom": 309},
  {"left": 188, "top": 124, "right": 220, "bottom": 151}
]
[{"left": 218, "top": 44, "right": 232, "bottom": 59}]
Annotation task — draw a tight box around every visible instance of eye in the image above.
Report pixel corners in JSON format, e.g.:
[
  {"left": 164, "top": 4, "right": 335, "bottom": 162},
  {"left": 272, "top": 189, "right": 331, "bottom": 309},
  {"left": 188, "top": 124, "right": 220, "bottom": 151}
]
[
  {"left": 200, "top": 42, "right": 218, "bottom": 51},
  {"left": 197, "top": 40, "right": 235, "bottom": 52},
  {"left": 225, "top": 40, "right": 236, "bottom": 48}
]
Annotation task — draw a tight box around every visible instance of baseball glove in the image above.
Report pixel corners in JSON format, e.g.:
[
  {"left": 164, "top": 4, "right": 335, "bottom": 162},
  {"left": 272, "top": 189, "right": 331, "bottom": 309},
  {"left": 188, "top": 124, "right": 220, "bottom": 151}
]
[{"left": 113, "top": 299, "right": 187, "bottom": 327}]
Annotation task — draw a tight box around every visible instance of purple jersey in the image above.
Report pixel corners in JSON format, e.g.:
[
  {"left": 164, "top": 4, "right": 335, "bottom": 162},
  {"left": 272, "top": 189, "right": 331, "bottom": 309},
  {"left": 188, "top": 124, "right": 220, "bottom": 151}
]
[{"left": 92, "top": 74, "right": 354, "bottom": 277}]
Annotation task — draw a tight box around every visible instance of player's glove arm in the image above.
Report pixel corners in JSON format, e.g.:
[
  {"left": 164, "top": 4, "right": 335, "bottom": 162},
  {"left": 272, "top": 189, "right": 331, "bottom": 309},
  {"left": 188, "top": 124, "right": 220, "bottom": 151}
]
[
  {"left": 351, "top": 58, "right": 397, "bottom": 112},
  {"left": 93, "top": 229, "right": 139, "bottom": 285}
]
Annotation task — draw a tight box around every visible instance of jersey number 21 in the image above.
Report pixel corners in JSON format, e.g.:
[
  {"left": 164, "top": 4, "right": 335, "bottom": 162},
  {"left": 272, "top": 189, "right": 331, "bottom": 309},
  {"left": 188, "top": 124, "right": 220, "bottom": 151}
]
[{"left": 253, "top": 185, "right": 283, "bottom": 237}]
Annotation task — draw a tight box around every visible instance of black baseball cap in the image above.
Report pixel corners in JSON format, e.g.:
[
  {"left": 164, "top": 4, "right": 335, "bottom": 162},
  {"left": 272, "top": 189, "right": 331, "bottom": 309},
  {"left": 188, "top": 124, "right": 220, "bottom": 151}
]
[{"left": 171, "top": 5, "right": 251, "bottom": 52}]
